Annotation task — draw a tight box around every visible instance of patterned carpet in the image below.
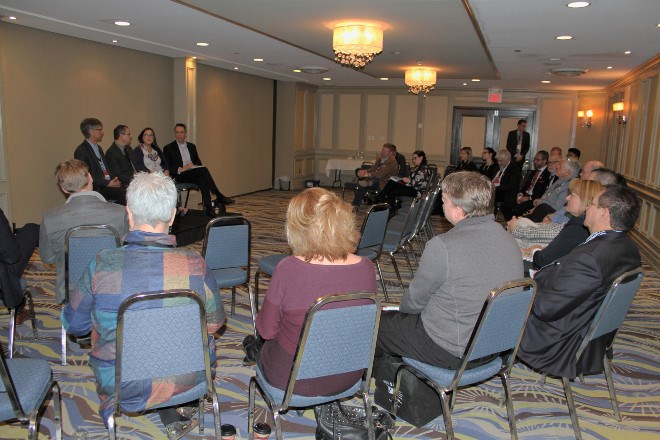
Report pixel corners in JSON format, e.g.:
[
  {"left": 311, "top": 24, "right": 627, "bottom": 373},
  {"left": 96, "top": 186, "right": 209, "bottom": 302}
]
[{"left": 1, "top": 188, "right": 658, "bottom": 439}]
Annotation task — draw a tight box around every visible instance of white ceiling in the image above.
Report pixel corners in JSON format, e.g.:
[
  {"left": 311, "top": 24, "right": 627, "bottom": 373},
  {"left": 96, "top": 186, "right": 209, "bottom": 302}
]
[{"left": 0, "top": 0, "right": 657, "bottom": 91}]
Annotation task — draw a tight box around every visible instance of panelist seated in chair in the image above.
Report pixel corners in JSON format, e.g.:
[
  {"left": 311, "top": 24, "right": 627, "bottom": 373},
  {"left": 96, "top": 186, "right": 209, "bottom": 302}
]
[
  {"left": 351, "top": 143, "right": 399, "bottom": 210},
  {"left": 374, "top": 150, "right": 431, "bottom": 215},
  {"left": 244, "top": 188, "right": 377, "bottom": 395},
  {"left": 517, "top": 185, "right": 641, "bottom": 379},
  {"left": 62, "top": 172, "right": 226, "bottom": 439},
  {"left": 373, "top": 172, "right": 523, "bottom": 380}
]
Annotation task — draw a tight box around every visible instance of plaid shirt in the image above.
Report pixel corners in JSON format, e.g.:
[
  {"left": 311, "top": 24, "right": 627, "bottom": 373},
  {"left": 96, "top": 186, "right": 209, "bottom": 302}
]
[
  {"left": 62, "top": 230, "right": 225, "bottom": 420},
  {"left": 512, "top": 221, "right": 565, "bottom": 243}
]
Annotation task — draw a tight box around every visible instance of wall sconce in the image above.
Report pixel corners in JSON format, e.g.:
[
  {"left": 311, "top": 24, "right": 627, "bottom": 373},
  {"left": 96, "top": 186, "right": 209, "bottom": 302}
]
[
  {"left": 613, "top": 102, "right": 627, "bottom": 125},
  {"left": 577, "top": 109, "right": 593, "bottom": 128}
]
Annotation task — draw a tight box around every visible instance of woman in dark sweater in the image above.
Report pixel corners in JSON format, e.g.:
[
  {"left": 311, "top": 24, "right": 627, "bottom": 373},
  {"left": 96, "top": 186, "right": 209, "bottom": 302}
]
[
  {"left": 456, "top": 146, "right": 478, "bottom": 172},
  {"left": 532, "top": 179, "right": 603, "bottom": 269},
  {"left": 479, "top": 147, "right": 499, "bottom": 180}
]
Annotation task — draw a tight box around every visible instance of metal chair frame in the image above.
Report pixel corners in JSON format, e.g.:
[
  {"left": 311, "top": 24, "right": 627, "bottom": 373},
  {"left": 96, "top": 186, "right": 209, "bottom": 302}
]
[
  {"left": 2, "top": 282, "right": 38, "bottom": 359},
  {"left": 175, "top": 182, "right": 201, "bottom": 208},
  {"left": 248, "top": 292, "right": 381, "bottom": 440},
  {"left": 253, "top": 253, "right": 289, "bottom": 315},
  {"left": 393, "top": 279, "right": 536, "bottom": 439},
  {"left": 342, "top": 162, "right": 373, "bottom": 201},
  {"left": 356, "top": 203, "right": 391, "bottom": 301},
  {"left": 63, "top": 225, "right": 121, "bottom": 365},
  {"left": 109, "top": 289, "right": 221, "bottom": 440}
]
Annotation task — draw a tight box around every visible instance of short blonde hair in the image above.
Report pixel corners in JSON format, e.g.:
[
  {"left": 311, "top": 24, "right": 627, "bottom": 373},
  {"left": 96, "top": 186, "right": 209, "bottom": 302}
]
[
  {"left": 569, "top": 179, "right": 603, "bottom": 214},
  {"left": 56, "top": 159, "right": 89, "bottom": 193},
  {"left": 286, "top": 188, "right": 359, "bottom": 262}
]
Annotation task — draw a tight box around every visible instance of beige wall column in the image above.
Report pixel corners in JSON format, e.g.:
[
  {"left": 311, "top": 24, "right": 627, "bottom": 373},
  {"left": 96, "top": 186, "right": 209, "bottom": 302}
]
[
  {"left": 0, "top": 24, "right": 11, "bottom": 219},
  {"left": 173, "top": 57, "right": 197, "bottom": 142}
]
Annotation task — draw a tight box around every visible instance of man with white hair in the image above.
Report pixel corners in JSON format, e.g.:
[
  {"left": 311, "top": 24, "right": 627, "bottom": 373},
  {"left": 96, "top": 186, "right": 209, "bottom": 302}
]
[
  {"left": 62, "top": 172, "right": 225, "bottom": 439},
  {"left": 523, "top": 159, "right": 580, "bottom": 222}
]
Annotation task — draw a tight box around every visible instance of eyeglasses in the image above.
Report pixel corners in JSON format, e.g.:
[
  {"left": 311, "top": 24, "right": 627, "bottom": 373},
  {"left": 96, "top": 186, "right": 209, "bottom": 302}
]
[
  {"left": 586, "top": 201, "right": 604, "bottom": 209},
  {"left": 91, "top": 127, "right": 103, "bottom": 131},
  {"left": 412, "top": 156, "right": 419, "bottom": 159}
]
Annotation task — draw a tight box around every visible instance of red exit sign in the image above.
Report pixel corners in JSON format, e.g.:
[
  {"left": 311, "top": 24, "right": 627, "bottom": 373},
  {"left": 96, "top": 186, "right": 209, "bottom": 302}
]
[{"left": 488, "top": 88, "right": 503, "bottom": 103}]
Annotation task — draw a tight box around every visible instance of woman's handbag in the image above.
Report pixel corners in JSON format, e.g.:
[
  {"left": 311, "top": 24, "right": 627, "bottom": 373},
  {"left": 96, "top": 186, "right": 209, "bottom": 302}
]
[{"left": 314, "top": 401, "right": 394, "bottom": 440}]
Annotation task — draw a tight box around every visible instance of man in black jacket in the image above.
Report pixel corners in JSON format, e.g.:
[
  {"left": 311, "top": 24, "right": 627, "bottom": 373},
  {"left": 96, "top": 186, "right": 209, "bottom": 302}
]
[
  {"left": 506, "top": 119, "right": 530, "bottom": 169},
  {"left": 493, "top": 149, "right": 521, "bottom": 220}
]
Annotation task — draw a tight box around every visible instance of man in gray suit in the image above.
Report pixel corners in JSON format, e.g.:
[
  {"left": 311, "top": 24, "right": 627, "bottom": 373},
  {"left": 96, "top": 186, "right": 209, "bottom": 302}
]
[
  {"left": 40, "top": 159, "right": 128, "bottom": 304},
  {"left": 523, "top": 159, "right": 580, "bottom": 222}
]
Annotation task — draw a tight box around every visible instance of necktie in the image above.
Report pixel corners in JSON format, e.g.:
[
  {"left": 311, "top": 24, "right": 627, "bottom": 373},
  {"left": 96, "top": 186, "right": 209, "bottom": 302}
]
[
  {"left": 493, "top": 170, "right": 502, "bottom": 186},
  {"left": 124, "top": 148, "right": 136, "bottom": 172},
  {"left": 527, "top": 170, "right": 540, "bottom": 194}
]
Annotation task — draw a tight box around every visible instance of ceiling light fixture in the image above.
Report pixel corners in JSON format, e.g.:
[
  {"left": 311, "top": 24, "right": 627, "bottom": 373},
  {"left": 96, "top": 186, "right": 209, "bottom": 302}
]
[
  {"left": 112, "top": 39, "right": 118, "bottom": 43},
  {"left": 556, "top": 35, "right": 573, "bottom": 40},
  {"left": 613, "top": 101, "right": 627, "bottom": 125},
  {"left": 114, "top": 21, "right": 130, "bottom": 26},
  {"left": 332, "top": 21, "right": 383, "bottom": 69},
  {"left": 292, "top": 69, "right": 301, "bottom": 73},
  {"left": 462, "top": 82, "right": 467, "bottom": 86},
  {"left": 196, "top": 42, "right": 209, "bottom": 47},
  {"left": 253, "top": 58, "right": 263, "bottom": 62},
  {"left": 380, "top": 77, "right": 389, "bottom": 81},
  {"left": 542, "top": 80, "right": 551, "bottom": 83},
  {"left": 624, "top": 50, "right": 631, "bottom": 54},
  {"left": 566, "top": 2, "right": 590, "bottom": 8},
  {"left": 471, "top": 78, "right": 481, "bottom": 82},
  {"left": 8, "top": 16, "right": 17, "bottom": 20},
  {"left": 405, "top": 67, "right": 437, "bottom": 95},
  {"left": 607, "top": 66, "right": 613, "bottom": 69},
  {"left": 322, "top": 77, "right": 332, "bottom": 81}
]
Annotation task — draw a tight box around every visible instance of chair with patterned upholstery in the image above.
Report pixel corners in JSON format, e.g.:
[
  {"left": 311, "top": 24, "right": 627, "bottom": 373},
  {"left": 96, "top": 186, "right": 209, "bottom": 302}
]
[
  {"left": 0, "top": 340, "right": 62, "bottom": 439},
  {"left": 393, "top": 279, "right": 536, "bottom": 439},
  {"left": 63, "top": 225, "right": 121, "bottom": 365},
  {"left": 247, "top": 292, "right": 381, "bottom": 440},
  {"left": 108, "top": 289, "right": 221, "bottom": 440},
  {"left": 1, "top": 278, "right": 39, "bottom": 359},
  {"left": 202, "top": 216, "right": 252, "bottom": 316}
]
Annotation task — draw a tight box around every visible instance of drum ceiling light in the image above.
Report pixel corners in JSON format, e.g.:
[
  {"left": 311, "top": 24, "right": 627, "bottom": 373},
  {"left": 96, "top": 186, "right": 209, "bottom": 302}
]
[
  {"left": 405, "top": 67, "right": 437, "bottom": 95},
  {"left": 333, "top": 22, "right": 383, "bottom": 69}
]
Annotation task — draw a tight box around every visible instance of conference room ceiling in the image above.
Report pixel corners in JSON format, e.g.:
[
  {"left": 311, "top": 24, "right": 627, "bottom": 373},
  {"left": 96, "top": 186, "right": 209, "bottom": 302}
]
[{"left": 0, "top": 0, "right": 657, "bottom": 92}]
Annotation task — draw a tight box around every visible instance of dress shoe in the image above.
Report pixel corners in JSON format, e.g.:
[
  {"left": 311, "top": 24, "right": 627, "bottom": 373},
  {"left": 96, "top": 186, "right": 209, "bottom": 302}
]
[
  {"left": 214, "top": 197, "right": 235, "bottom": 206},
  {"left": 166, "top": 419, "right": 199, "bottom": 440},
  {"left": 176, "top": 405, "right": 198, "bottom": 419},
  {"left": 14, "top": 309, "right": 30, "bottom": 326},
  {"left": 68, "top": 333, "right": 92, "bottom": 350}
]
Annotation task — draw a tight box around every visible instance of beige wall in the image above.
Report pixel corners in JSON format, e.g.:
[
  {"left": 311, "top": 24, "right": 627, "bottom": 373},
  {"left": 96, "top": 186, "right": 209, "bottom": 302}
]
[{"left": 575, "top": 91, "right": 608, "bottom": 163}]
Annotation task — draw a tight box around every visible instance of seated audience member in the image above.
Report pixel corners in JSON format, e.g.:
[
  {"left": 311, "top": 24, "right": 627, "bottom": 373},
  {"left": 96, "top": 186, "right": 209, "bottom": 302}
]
[
  {"left": 567, "top": 147, "right": 581, "bottom": 161},
  {"left": 493, "top": 149, "right": 522, "bottom": 220},
  {"left": 0, "top": 209, "right": 39, "bottom": 323},
  {"left": 374, "top": 150, "right": 431, "bottom": 214},
  {"left": 40, "top": 159, "right": 128, "bottom": 304},
  {"left": 510, "top": 150, "right": 551, "bottom": 217},
  {"left": 163, "top": 123, "right": 234, "bottom": 217},
  {"left": 548, "top": 160, "right": 605, "bottom": 224},
  {"left": 105, "top": 125, "right": 148, "bottom": 186},
  {"left": 518, "top": 185, "right": 641, "bottom": 378},
  {"left": 374, "top": 172, "right": 522, "bottom": 377},
  {"left": 577, "top": 160, "right": 605, "bottom": 182},
  {"left": 479, "top": 147, "right": 499, "bottom": 180},
  {"left": 456, "top": 146, "right": 478, "bottom": 172},
  {"left": 351, "top": 143, "right": 399, "bottom": 210},
  {"left": 62, "top": 172, "right": 225, "bottom": 439},
  {"left": 516, "top": 180, "right": 602, "bottom": 269},
  {"left": 394, "top": 145, "right": 409, "bottom": 177},
  {"left": 523, "top": 159, "right": 580, "bottom": 222},
  {"left": 550, "top": 146, "right": 563, "bottom": 157},
  {"left": 591, "top": 167, "right": 626, "bottom": 187},
  {"left": 247, "top": 188, "right": 377, "bottom": 395},
  {"left": 74, "top": 118, "right": 126, "bottom": 205}
]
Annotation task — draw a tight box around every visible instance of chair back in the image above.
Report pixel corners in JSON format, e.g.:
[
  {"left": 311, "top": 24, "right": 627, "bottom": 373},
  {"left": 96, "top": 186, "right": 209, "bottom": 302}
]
[
  {"left": 0, "top": 342, "right": 27, "bottom": 420},
  {"left": 357, "top": 203, "right": 390, "bottom": 252},
  {"left": 281, "top": 292, "right": 381, "bottom": 408},
  {"left": 411, "top": 187, "right": 441, "bottom": 238},
  {"left": 449, "top": 279, "right": 536, "bottom": 390},
  {"left": 202, "top": 216, "right": 251, "bottom": 276},
  {"left": 398, "top": 196, "right": 423, "bottom": 242},
  {"left": 114, "top": 290, "right": 213, "bottom": 414},
  {"left": 65, "top": 225, "right": 121, "bottom": 303},
  {"left": 443, "top": 165, "right": 457, "bottom": 179},
  {"left": 575, "top": 268, "right": 643, "bottom": 361}
]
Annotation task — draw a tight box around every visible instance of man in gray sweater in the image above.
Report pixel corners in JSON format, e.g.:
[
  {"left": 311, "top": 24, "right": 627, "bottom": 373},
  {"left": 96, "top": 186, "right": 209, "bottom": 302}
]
[{"left": 375, "top": 171, "right": 523, "bottom": 372}]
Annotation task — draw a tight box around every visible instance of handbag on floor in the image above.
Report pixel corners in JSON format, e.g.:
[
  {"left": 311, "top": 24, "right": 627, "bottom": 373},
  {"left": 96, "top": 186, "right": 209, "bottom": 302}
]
[{"left": 314, "top": 400, "right": 394, "bottom": 440}]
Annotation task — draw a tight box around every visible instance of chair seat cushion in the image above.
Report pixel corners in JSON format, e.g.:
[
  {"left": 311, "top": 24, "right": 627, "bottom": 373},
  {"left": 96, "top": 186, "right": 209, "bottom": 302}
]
[
  {"left": 258, "top": 254, "right": 289, "bottom": 276},
  {"left": 175, "top": 183, "right": 199, "bottom": 191},
  {"left": 403, "top": 356, "right": 503, "bottom": 387},
  {"left": 255, "top": 365, "right": 361, "bottom": 408},
  {"left": 0, "top": 358, "right": 52, "bottom": 422},
  {"left": 211, "top": 268, "right": 248, "bottom": 288}
]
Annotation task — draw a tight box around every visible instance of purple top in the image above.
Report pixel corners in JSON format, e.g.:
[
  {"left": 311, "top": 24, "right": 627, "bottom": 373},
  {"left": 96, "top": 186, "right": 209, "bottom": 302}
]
[{"left": 256, "top": 255, "right": 377, "bottom": 395}]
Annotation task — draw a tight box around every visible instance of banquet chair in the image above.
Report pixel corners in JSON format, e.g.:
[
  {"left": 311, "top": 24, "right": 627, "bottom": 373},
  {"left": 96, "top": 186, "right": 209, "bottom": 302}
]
[
  {"left": 393, "top": 279, "right": 536, "bottom": 439},
  {"left": 63, "top": 225, "right": 121, "bottom": 365},
  {"left": 342, "top": 162, "right": 373, "bottom": 201},
  {"left": 175, "top": 182, "right": 200, "bottom": 208},
  {"left": 202, "top": 216, "right": 252, "bottom": 316},
  {"left": 108, "top": 290, "right": 221, "bottom": 440},
  {"left": 548, "top": 268, "right": 643, "bottom": 440},
  {"left": 247, "top": 292, "right": 381, "bottom": 440},
  {"left": 0, "top": 340, "right": 62, "bottom": 439},
  {"left": 253, "top": 253, "right": 289, "bottom": 314},
  {"left": 355, "top": 203, "right": 391, "bottom": 301},
  {"left": 1, "top": 278, "right": 38, "bottom": 359}
]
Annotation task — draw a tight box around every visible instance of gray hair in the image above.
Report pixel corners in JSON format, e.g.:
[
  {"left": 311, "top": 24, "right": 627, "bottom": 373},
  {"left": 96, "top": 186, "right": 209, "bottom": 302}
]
[
  {"left": 565, "top": 159, "right": 581, "bottom": 178},
  {"left": 497, "top": 149, "right": 511, "bottom": 162},
  {"left": 441, "top": 171, "right": 493, "bottom": 217},
  {"left": 126, "top": 172, "right": 177, "bottom": 227}
]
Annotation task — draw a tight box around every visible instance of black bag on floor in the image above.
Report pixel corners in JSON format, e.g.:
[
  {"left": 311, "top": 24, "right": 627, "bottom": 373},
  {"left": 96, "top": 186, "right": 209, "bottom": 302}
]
[
  {"left": 314, "top": 401, "right": 394, "bottom": 440},
  {"left": 373, "top": 354, "right": 442, "bottom": 428}
]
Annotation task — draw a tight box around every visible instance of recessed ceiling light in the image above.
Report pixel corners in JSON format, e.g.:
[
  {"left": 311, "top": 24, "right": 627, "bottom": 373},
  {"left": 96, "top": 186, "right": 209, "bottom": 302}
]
[
  {"left": 606, "top": 66, "right": 613, "bottom": 69},
  {"left": 390, "top": 51, "right": 400, "bottom": 55},
  {"left": 541, "top": 80, "right": 551, "bottom": 84},
  {"left": 8, "top": 16, "right": 17, "bottom": 20},
  {"left": 380, "top": 78, "right": 389, "bottom": 81},
  {"left": 548, "top": 57, "right": 562, "bottom": 61},
  {"left": 462, "top": 82, "right": 467, "bottom": 86},
  {"left": 471, "top": 78, "right": 480, "bottom": 82},
  {"left": 292, "top": 69, "right": 301, "bottom": 73},
  {"left": 657, "top": 23, "right": 660, "bottom": 27},
  {"left": 253, "top": 58, "right": 263, "bottom": 62},
  {"left": 234, "top": 67, "right": 239, "bottom": 70},
  {"left": 196, "top": 42, "right": 209, "bottom": 47},
  {"left": 566, "top": 2, "right": 590, "bottom": 8},
  {"left": 322, "top": 77, "right": 332, "bottom": 81},
  {"left": 556, "top": 35, "right": 573, "bottom": 40},
  {"left": 114, "top": 21, "right": 130, "bottom": 26},
  {"left": 192, "top": 56, "right": 197, "bottom": 59},
  {"left": 624, "top": 50, "right": 631, "bottom": 54},
  {"left": 112, "top": 39, "right": 118, "bottom": 43}
]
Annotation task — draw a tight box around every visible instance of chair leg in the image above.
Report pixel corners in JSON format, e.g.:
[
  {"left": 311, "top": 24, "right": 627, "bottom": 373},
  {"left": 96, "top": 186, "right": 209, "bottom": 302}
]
[
  {"left": 231, "top": 287, "right": 236, "bottom": 316},
  {"left": 561, "top": 377, "right": 583, "bottom": 440},
  {"left": 28, "top": 410, "right": 38, "bottom": 440},
  {"left": 61, "top": 323, "right": 67, "bottom": 366},
  {"left": 8, "top": 308, "right": 15, "bottom": 358},
  {"left": 212, "top": 390, "right": 222, "bottom": 437},
  {"left": 52, "top": 381, "right": 62, "bottom": 440},
  {"left": 603, "top": 355, "right": 622, "bottom": 421},
  {"left": 439, "top": 389, "right": 455, "bottom": 440},
  {"left": 273, "top": 411, "right": 284, "bottom": 440},
  {"left": 24, "top": 288, "right": 39, "bottom": 339},
  {"left": 402, "top": 246, "right": 414, "bottom": 276},
  {"left": 248, "top": 377, "right": 256, "bottom": 438},
  {"left": 107, "top": 414, "right": 116, "bottom": 440},
  {"left": 361, "top": 390, "right": 376, "bottom": 440},
  {"left": 198, "top": 396, "right": 205, "bottom": 434},
  {"left": 247, "top": 285, "right": 257, "bottom": 337},
  {"left": 538, "top": 373, "right": 547, "bottom": 385},
  {"left": 254, "top": 271, "right": 261, "bottom": 313},
  {"left": 184, "top": 190, "right": 191, "bottom": 208},
  {"left": 389, "top": 253, "right": 405, "bottom": 295},
  {"left": 374, "top": 260, "right": 388, "bottom": 302},
  {"left": 501, "top": 372, "right": 518, "bottom": 440}
]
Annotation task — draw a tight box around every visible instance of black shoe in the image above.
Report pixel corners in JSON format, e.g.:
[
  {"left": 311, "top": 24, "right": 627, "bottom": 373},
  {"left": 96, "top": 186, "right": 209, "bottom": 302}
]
[
  {"left": 214, "top": 196, "right": 234, "bottom": 205},
  {"left": 68, "top": 333, "right": 92, "bottom": 350}
]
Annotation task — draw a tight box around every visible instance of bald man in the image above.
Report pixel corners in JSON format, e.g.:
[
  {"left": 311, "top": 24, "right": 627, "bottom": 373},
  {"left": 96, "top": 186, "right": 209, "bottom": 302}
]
[{"left": 579, "top": 160, "right": 605, "bottom": 180}]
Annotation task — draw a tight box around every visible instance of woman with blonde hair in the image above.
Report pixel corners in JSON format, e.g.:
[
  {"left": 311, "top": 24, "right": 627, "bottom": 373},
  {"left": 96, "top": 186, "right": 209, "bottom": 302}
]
[
  {"left": 530, "top": 179, "right": 603, "bottom": 269},
  {"left": 246, "top": 187, "right": 377, "bottom": 395}
]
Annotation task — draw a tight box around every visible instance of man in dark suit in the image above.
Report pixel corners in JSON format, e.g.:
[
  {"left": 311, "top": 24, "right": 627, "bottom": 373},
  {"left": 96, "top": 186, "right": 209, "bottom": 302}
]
[
  {"left": 506, "top": 119, "right": 530, "bottom": 169},
  {"left": 104, "top": 125, "right": 147, "bottom": 186},
  {"left": 162, "top": 123, "right": 233, "bottom": 216},
  {"left": 73, "top": 118, "right": 126, "bottom": 205},
  {"left": 518, "top": 185, "right": 641, "bottom": 378},
  {"left": 0, "top": 208, "right": 39, "bottom": 323},
  {"left": 511, "top": 150, "right": 551, "bottom": 217},
  {"left": 493, "top": 149, "right": 521, "bottom": 220}
]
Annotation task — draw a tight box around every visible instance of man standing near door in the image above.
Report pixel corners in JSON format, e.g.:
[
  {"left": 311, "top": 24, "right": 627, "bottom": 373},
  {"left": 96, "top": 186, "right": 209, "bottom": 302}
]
[{"left": 506, "top": 119, "right": 530, "bottom": 169}]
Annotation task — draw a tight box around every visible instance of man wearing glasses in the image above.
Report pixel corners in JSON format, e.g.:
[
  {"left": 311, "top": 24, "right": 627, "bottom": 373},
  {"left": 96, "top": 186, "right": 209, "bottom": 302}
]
[{"left": 74, "top": 118, "right": 126, "bottom": 205}]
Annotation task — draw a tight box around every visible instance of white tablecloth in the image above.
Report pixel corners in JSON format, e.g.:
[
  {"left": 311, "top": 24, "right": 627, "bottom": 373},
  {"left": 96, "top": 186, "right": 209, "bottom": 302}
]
[{"left": 325, "top": 158, "right": 366, "bottom": 177}]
